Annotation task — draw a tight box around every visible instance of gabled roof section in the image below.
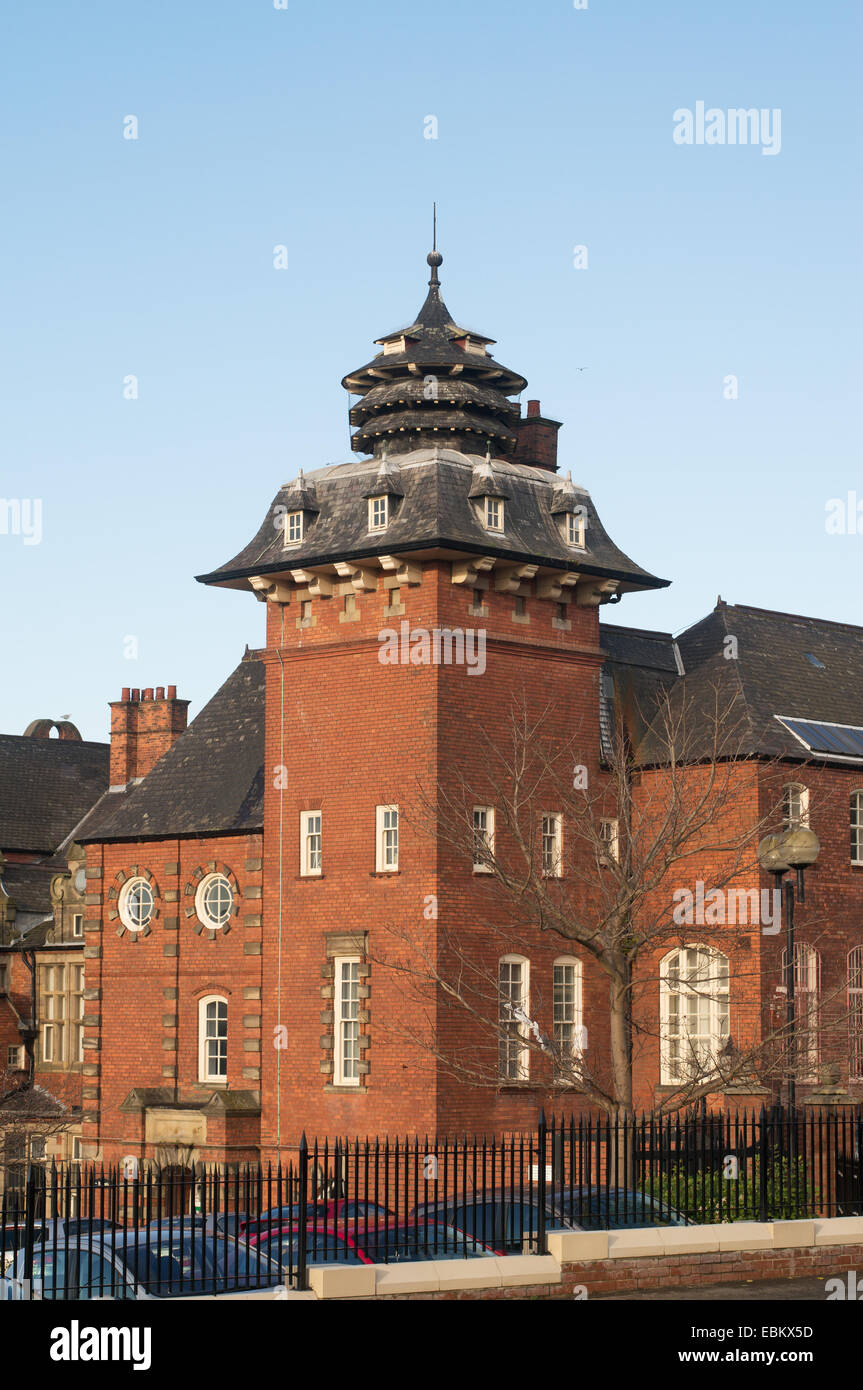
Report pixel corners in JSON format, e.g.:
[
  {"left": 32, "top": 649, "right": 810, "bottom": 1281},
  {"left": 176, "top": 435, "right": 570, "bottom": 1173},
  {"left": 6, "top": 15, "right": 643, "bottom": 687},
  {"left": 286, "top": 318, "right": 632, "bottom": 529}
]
[
  {"left": 76, "top": 658, "right": 265, "bottom": 843},
  {"left": 0, "top": 734, "right": 109, "bottom": 854},
  {"left": 676, "top": 603, "right": 863, "bottom": 761}
]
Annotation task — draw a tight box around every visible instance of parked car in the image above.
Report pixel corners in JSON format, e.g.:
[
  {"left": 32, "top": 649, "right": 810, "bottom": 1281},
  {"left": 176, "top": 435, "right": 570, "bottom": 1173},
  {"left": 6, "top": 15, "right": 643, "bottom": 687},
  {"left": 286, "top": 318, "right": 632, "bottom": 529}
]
[
  {"left": 1, "top": 1231, "right": 283, "bottom": 1299},
  {"left": 410, "top": 1188, "right": 688, "bottom": 1252},
  {"left": 248, "top": 1219, "right": 501, "bottom": 1267},
  {"left": 240, "top": 1199, "right": 392, "bottom": 1237}
]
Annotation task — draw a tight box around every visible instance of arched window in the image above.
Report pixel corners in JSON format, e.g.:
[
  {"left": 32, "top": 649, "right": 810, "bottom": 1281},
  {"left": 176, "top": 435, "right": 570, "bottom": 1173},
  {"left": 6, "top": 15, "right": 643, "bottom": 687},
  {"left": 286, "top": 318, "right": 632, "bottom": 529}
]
[
  {"left": 498, "top": 956, "right": 530, "bottom": 1081},
  {"left": 198, "top": 996, "right": 227, "bottom": 1083},
  {"left": 660, "top": 946, "right": 729, "bottom": 1085},
  {"left": 780, "top": 943, "right": 820, "bottom": 1080},
  {"left": 782, "top": 783, "right": 809, "bottom": 830},
  {"left": 849, "top": 947, "right": 863, "bottom": 1081},
  {"left": 553, "top": 957, "right": 583, "bottom": 1080},
  {"left": 851, "top": 792, "right": 863, "bottom": 865}
]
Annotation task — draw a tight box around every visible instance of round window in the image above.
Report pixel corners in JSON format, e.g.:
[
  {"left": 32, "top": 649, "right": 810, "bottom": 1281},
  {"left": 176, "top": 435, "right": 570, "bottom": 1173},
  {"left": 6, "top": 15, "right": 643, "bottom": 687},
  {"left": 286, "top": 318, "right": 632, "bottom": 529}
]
[
  {"left": 195, "top": 873, "right": 233, "bottom": 930},
  {"left": 119, "top": 877, "right": 154, "bottom": 932}
]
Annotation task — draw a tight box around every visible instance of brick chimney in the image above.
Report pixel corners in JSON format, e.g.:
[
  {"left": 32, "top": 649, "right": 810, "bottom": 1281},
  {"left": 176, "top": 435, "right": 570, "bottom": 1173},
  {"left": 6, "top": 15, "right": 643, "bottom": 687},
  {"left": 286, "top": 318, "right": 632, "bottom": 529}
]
[
  {"left": 511, "top": 399, "right": 562, "bottom": 473},
  {"left": 109, "top": 686, "right": 189, "bottom": 787}
]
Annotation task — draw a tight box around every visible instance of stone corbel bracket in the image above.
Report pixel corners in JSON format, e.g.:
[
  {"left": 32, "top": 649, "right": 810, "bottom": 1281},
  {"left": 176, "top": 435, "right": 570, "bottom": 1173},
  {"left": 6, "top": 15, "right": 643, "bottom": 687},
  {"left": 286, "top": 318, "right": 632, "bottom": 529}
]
[
  {"left": 334, "top": 562, "right": 379, "bottom": 593},
  {"left": 450, "top": 556, "right": 497, "bottom": 586},
  {"left": 494, "top": 563, "right": 538, "bottom": 594},
  {"left": 575, "top": 578, "right": 619, "bottom": 607},
  {"left": 249, "top": 575, "right": 293, "bottom": 604},
  {"left": 378, "top": 556, "right": 422, "bottom": 585}
]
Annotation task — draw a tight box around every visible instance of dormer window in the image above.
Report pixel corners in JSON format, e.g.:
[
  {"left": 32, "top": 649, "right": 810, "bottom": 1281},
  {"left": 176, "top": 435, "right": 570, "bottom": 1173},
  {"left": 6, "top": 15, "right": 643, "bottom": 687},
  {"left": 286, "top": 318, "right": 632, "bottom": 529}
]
[
  {"left": 485, "top": 497, "right": 504, "bottom": 532},
  {"left": 566, "top": 510, "right": 586, "bottom": 549},
  {"left": 284, "top": 511, "right": 304, "bottom": 546},
  {"left": 369, "top": 495, "right": 389, "bottom": 531}
]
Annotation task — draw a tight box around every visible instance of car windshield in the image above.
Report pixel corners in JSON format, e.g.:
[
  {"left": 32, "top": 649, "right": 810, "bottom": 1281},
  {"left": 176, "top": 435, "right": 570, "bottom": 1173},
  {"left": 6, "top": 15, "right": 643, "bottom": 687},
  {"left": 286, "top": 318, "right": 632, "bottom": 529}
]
[
  {"left": 555, "top": 1191, "right": 683, "bottom": 1228},
  {"left": 114, "top": 1234, "right": 282, "bottom": 1296},
  {"left": 259, "top": 1228, "right": 366, "bottom": 1268},
  {"left": 359, "top": 1223, "right": 496, "bottom": 1262}
]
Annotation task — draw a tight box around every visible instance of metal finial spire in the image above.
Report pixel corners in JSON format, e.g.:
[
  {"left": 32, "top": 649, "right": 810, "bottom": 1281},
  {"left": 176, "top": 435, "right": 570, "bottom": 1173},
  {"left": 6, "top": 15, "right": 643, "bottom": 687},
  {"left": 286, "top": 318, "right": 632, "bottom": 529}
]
[{"left": 427, "top": 202, "right": 442, "bottom": 284}]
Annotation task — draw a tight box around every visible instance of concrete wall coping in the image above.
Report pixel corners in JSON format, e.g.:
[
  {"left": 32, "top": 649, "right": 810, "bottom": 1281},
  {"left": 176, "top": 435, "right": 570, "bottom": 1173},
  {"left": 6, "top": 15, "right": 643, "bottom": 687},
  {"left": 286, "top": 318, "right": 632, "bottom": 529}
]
[{"left": 177, "top": 1218, "right": 863, "bottom": 1298}]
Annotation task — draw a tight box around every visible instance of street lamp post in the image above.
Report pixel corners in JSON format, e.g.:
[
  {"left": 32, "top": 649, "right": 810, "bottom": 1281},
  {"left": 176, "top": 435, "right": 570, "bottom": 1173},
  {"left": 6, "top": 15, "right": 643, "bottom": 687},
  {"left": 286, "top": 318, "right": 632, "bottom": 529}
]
[{"left": 757, "top": 827, "right": 821, "bottom": 1115}]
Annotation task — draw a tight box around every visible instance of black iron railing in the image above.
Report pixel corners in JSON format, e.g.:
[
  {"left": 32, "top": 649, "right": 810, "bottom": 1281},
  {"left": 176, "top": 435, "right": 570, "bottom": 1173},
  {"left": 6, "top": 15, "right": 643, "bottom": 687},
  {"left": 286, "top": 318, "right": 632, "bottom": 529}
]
[{"left": 2, "top": 1107, "right": 861, "bottom": 1298}]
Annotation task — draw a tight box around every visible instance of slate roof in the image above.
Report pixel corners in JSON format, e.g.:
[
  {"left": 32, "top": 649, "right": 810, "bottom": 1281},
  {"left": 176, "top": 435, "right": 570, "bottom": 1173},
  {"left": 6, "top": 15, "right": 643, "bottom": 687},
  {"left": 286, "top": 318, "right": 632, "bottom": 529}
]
[
  {"left": 0, "top": 860, "right": 64, "bottom": 914},
  {"left": 675, "top": 603, "right": 863, "bottom": 761},
  {"left": 0, "top": 735, "right": 109, "bottom": 854},
  {"left": 600, "top": 623, "right": 682, "bottom": 675},
  {"left": 602, "top": 602, "right": 863, "bottom": 767},
  {"left": 76, "top": 657, "right": 265, "bottom": 843},
  {"left": 198, "top": 447, "right": 669, "bottom": 594}
]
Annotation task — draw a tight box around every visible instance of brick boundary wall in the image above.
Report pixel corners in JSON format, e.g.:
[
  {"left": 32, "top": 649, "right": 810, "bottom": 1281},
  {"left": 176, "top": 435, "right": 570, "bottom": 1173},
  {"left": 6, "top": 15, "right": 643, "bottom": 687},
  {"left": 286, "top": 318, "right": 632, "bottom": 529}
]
[{"left": 374, "top": 1243, "right": 863, "bottom": 1300}]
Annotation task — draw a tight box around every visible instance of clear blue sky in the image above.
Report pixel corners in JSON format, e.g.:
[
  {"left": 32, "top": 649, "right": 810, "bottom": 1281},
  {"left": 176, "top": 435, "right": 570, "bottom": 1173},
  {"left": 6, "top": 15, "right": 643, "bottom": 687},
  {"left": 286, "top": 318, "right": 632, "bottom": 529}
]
[{"left": 1, "top": 0, "right": 859, "bottom": 742}]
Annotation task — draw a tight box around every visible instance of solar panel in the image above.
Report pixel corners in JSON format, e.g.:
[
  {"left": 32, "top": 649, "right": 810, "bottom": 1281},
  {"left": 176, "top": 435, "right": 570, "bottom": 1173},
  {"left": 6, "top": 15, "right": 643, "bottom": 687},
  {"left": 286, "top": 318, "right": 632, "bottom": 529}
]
[{"left": 775, "top": 716, "right": 863, "bottom": 759}]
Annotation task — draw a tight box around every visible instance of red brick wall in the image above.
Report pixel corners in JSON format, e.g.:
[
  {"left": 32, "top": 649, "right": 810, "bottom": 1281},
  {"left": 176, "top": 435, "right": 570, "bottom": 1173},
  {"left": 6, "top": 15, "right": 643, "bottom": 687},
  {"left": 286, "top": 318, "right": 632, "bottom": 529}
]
[{"left": 82, "top": 832, "right": 263, "bottom": 1164}]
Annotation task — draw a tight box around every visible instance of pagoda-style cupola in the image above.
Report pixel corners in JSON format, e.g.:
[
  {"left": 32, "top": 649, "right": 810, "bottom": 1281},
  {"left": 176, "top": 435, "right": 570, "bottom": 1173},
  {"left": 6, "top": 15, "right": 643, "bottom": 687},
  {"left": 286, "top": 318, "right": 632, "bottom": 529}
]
[{"left": 342, "top": 249, "right": 526, "bottom": 459}]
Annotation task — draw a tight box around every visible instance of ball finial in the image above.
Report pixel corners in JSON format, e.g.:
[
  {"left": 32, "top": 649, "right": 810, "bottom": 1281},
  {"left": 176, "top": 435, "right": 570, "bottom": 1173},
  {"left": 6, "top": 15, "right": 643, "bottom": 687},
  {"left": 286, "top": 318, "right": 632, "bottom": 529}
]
[{"left": 427, "top": 250, "right": 443, "bottom": 268}]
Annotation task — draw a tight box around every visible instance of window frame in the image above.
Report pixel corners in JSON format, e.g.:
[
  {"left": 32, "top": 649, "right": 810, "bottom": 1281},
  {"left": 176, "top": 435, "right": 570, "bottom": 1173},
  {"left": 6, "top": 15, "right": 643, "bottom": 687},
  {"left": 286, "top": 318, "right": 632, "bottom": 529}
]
[
  {"left": 566, "top": 510, "right": 586, "bottom": 549},
  {"left": 40, "top": 964, "right": 67, "bottom": 1064},
  {"left": 198, "top": 995, "right": 228, "bottom": 1084},
  {"left": 118, "top": 876, "right": 155, "bottom": 933},
  {"left": 660, "top": 945, "right": 730, "bottom": 1086},
  {"left": 300, "top": 810, "right": 323, "bottom": 877},
  {"left": 849, "top": 946, "right": 863, "bottom": 1081},
  {"left": 782, "top": 782, "right": 810, "bottom": 830},
  {"left": 334, "top": 956, "right": 361, "bottom": 1088},
  {"left": 375, "top": 805, "right": 399, "bottom": 872},
  {"left": 851, "top": 791, "right": 863, "bottom": 866},
  {"left": 541, "top": 813, "right": 563, "bottom": 878},
  {"left": 484, "top": 496, "right": 504, "bottom": 533},
  {"left": 599, "top": 817, "right": 620, "bottom": 863},
  {"left": 472, "top": 806, "right": 495, "bottom": 873},
  {"left": 780, "top": 942, "right": 821, "bottom": 1081},
  {"left": 194, "top": 872, "right": 234, "bottom": 931},
  {"left": 71, "top": 913, "right": 84, "bottom": 939},
  {"left": 368, "top": 495, "right": 389, "bottom": 532},
  {"left": 498, "top": 955, "right": 530, "bottom": 1082},
  {"left": 283, "top": 510, "right": 304, "bottom": 546},
  {"left": 553, "top": 957, "right": 584, "bottom": 1080}
]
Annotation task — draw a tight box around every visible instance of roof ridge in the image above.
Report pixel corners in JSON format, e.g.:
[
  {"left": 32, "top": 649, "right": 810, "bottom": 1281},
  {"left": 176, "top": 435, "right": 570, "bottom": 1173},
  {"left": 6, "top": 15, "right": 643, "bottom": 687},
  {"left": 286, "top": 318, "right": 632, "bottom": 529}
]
[{"left": 726, "top": 602, "right": 863, "bottom": 637}]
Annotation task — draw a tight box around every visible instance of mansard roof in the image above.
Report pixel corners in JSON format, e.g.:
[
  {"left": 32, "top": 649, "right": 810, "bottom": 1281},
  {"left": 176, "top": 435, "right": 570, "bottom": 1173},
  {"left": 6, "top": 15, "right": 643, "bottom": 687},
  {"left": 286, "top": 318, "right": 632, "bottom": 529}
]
[
  {"left": 76, "top": 657, "right": 264, "bottom": 844},
  {"left": 0, "top": 733, "right": 109, "bottom": 854},
  {"left": 197, "top": 447, "right": 668, "bottom": 595}
]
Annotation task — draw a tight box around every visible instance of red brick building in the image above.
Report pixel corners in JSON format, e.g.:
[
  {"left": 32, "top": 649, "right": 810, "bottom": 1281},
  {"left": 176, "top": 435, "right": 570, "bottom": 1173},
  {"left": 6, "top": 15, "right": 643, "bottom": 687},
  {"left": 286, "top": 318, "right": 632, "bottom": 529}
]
[{"left": 20, "top": 248, "right": 858, "bottom": 1170}]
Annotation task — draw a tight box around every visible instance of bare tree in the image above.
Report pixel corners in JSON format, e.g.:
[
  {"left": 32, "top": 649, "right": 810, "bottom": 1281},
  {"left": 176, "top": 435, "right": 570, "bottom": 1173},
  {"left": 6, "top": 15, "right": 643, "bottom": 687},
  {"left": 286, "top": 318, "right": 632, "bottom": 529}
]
[{"left": 375, "top": 679, "right": 846, "bottom": 1121}]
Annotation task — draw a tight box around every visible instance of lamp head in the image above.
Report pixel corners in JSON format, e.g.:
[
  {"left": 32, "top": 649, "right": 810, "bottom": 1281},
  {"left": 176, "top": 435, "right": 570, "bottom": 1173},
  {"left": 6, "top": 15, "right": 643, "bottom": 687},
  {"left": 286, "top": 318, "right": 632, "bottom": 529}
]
[
  {"left": 757, "top": 833, "right": 790, "bottom": 874},
  {"left": 779, "top": 827, "right": 821, "bottom": 868}
]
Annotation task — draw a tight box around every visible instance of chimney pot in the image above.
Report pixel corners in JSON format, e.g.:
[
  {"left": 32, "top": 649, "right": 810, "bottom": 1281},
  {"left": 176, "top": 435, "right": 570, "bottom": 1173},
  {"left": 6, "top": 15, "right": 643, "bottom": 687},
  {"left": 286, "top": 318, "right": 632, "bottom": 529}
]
[
  {"left": 121, "top": 688, "right": 131, "bottom": 701},
  {"left": 155, "top": 686, "right": 165, "bottom": 700},
  {"left": 527, "top": 399, "right": 541, "bottom": 418},
  {"left": 131, "top": 689, "right": 140, "bottom": 702},
  {"left": 167, "top": 685, "right": 177, "bottom": 700},
  {"left": 143, "top": 688, "right": 154, "bottom": 701}
]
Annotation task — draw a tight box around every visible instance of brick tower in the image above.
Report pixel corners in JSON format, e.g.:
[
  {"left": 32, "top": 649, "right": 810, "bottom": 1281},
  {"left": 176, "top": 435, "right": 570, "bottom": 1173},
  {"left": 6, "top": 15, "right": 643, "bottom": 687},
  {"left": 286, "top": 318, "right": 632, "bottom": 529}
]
[{"left": 198, "top": 249, "right": 667, "bottom": 1156}]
